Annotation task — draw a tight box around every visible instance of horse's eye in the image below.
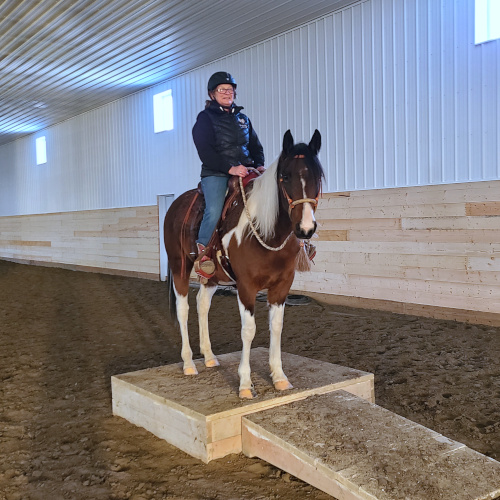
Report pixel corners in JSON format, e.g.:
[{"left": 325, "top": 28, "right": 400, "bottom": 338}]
[{"left": 280, "top": 173, "right": 290, "bottom": 182}]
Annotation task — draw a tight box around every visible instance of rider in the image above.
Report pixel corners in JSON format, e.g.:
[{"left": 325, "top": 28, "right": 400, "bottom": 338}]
[{"left": 192, "top": 71, "right": 265, "bottom": 279}]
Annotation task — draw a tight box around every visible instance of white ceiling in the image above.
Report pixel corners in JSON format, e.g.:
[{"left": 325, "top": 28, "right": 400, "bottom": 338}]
[{"left": 0, "top": 0, "right": 354, "bottom": 147}]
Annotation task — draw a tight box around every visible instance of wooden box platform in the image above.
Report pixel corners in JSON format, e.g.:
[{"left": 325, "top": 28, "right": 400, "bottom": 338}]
[
  {"left": 242, "top": 390, "right": 500, "bottom": 500},
  {"left": 111, "top": 347, "right": 374, "bottom": 463}
]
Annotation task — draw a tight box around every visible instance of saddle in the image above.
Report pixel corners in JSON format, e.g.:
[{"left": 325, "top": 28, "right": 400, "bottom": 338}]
[{"left": 190, "top": 171, "right": 260, "bottom": 282}]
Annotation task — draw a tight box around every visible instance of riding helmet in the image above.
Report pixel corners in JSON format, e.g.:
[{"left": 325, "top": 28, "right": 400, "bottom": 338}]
[{"left": 207, "top": 72, "right": 237, "bottom": 92}]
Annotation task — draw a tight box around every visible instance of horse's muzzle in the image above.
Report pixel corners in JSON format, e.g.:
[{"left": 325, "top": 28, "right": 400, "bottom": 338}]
[{"left": 295, "top": 221, "right": 317, "bottom": 240}]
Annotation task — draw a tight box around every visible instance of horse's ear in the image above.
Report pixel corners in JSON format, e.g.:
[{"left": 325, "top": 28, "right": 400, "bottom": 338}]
[
  {"left": 283, "top": 130, "right": 294, "bottom": 155},
  {"left": 308, "top": 129, "right": 321, "bottom": 156}
]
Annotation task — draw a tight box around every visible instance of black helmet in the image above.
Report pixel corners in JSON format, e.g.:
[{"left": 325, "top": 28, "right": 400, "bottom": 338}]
[{"left": 207, "top": 72, "right": 237, "bottom": 92}]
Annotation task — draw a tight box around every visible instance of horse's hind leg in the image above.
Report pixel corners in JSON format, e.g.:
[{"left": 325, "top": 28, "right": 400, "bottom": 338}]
[
  {"left": 172, "top": 278, "right": 198, "bottom": 376},
  {"left": 196, "top": 284, "right": 219, "bottom": 368}
]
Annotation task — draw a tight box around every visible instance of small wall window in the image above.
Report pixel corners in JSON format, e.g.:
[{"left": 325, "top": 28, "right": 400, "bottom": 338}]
[
  {"left": 153, "top": 89, "right": 174, "bottom": 132},
  {"left": 475, "top": 0, "right": 500, "bottom": 44},
  {"left": 36, "top": 136, "right": 47, "bottom": 165}
]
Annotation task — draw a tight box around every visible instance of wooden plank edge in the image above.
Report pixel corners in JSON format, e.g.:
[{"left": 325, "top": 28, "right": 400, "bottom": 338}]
[
  {"left": 0, "top": 257, "right": 159, "bottom": 281},
  {"left": 111, "top": 376, "right": 206, "bottom": 423},
  {"left": 111, "top": 378, "right": 209, "bottom": 462},
  {"left": 205, "top": 374, "right": 375, "bottom": 422},
  {"left": 0, "top": 204, "right": 157, "bottom": 220},
  {"left": 206, "top": 435, "right": 242, "bottom": 462},
  {"left": 112, "top": 405, "right": 208, "bottom": 463},
  {"left": 207, "top": 378, "right": 375, "bottom": 445},
  {"left": 341, "top": 379, "right": 375, "bottom": 403},
  {"left": 242, "top": 418, "right": 374, "bottom": 500},
  {"left": 298, "top": 290, "right": 500, "bottom": 327}
]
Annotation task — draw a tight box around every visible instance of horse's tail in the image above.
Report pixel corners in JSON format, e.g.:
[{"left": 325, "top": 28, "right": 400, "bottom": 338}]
[{"left": 167, "top": 265, "right": 177, "bottom": 324}]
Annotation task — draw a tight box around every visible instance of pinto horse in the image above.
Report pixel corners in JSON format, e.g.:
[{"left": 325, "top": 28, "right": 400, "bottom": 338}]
[{"left": 164, "top": 130, "right": 323, "bottom": 399}]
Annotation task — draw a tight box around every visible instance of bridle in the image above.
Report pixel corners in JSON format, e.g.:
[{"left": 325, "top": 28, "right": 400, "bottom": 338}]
[
  {"left": 279, "top": 155, "right": 320, "bottom": 217},
  {"left": 238, "top": 153, "right": 321, "bottom": 252}
]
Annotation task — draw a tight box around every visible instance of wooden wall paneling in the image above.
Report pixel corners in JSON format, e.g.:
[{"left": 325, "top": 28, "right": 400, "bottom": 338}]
[
  {"left": 401, "top": 217, "right": 500, "bottom": 230},
  {"left": 315, "top": 203, "right": 467, "bottom": 219},
  {"left": 318, "top": 217, "right": 402, "bottom": 230},
  {"left": 347, "top": 229, "right": 500, "bottom": 243},
  {"left": 294, "top": 180, "right": 500, "bottom": 324},
  {"left": 0, "top": 205, "right": 160, "bottom": 279},
  {"left": 466, "top": 202, "right": 500, "bottom": 216},
  {"left": 1, "top": 180, "right": 500, "bottom": 324}
]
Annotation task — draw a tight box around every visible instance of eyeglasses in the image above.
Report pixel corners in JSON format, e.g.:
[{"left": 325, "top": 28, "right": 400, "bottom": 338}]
[{"left": 216, "top": 87, "right": 235, "bottom": 95}]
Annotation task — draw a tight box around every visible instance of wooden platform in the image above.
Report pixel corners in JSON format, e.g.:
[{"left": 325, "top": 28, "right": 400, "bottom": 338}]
[
  {"left": 111, "top": 347, "right": 374, "bottom": 463},
  {"left": 242, "top": 390, "right": 500, "bottom": 500}
]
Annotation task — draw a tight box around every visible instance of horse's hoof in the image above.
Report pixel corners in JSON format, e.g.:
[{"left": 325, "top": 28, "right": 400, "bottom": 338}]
[
  {"left": 239, "top": 388, "right": 256, "bottom": 399},
  {"left": 205, "top": 358, "right": 220, "bottom": 368},
  {"left": 183, "top": 366, "right": 198, "bottom": 376},
  {"left": 274, "top": 380, "right": 293, "bottom": 391}
]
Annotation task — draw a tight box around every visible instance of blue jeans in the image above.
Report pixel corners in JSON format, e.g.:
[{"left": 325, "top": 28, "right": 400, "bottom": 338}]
[{"left": 197, "top": 175, "right": 229, "bottom": 246}]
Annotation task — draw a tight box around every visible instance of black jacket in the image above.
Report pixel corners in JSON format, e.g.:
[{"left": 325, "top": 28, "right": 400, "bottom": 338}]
[{"left": 192, "top": 101, "right": 265, "bottom": 178}]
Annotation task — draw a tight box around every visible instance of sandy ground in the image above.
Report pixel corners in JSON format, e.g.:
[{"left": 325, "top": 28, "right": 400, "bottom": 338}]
[{"left": 1, "top": 260, "right": 499, "bottom": 500}]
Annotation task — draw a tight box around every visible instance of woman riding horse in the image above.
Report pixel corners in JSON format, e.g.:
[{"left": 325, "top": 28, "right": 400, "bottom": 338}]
[
  {"left": 192, "top": 71, "right": 265, "bottom": 280},
  {"left": 164, "top": 128, "right": 324, "bottom": 399}
]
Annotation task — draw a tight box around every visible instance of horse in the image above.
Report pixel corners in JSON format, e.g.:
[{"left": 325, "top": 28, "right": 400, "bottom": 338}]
[{"left": 163, "top": 129, "right": 324, "bottom": 399}]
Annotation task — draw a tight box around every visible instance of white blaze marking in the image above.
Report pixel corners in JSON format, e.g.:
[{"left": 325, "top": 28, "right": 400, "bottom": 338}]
[{"left": 300, "top": 177, "right": 316, "bottom": 233}]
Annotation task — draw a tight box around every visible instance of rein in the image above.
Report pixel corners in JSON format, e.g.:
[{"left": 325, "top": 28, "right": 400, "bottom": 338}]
[{"left": 180, "top": 190, "right": 200, "bottom": 278}]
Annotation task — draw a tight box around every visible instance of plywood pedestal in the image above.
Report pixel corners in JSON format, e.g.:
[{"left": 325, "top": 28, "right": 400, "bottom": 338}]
[
  {"left": 111, "top": 347, "right": 374, "bottom": 463},
  {"left": 112, "top": 348, "right": 500, "bottom": 499}
]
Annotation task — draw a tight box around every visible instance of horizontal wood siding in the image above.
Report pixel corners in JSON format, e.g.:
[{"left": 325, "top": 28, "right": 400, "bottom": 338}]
[
  {"left": 2, "top": 180, "right": 500, "bottom": 325},
  {"left": 0, "top": 206, "right": 159, "bottom": 279},
  {"left": 293, "top": 180, "right": 500, "bottom": 325}
]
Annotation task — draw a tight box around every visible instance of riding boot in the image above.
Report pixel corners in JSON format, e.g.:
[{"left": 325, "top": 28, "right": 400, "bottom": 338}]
[{"left": 194, "top": 243, "right": 216, "bottom": 279}]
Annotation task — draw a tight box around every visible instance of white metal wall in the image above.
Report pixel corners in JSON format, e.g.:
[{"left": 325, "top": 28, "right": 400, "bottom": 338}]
[{"left": 0, "top": 0, "right": 499, "bottom": 217}]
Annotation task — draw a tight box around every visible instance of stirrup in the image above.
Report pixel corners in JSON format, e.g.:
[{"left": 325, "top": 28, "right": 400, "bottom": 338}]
[{"left": 194, "top": 243, "right": 215, "bottom": 278}]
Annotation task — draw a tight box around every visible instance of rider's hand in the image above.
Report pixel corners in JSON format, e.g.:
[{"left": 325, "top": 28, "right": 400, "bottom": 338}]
[
  {"left": 228, "top": 165, "right": 249, "bottom": 177},
  {"left": 256, "top": 166, "right": 265, "bottom": 174}
]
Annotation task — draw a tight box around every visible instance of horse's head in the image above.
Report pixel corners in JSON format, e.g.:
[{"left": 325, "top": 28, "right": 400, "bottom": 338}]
[{"left": 278, "top": 129, "right": 324, "bottom": 239}]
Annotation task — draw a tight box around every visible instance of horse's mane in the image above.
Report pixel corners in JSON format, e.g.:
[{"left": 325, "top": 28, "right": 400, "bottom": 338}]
[
  {"left": 244, "top": 144, "right": 324, "bottom": 241},
  {"left": 244, "top": 158, "right": 280, "bottom": 240}
]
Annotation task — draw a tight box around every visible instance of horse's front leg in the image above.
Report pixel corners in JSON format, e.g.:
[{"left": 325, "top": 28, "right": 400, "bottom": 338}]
[
  {"left": 196, "top": 283, "right": 219, "bottom": 368},
  {"left": 173, "top": 284, "right": 197, "bottom": 375},
  {"left": 268, "top": 289, "right": 293, "bottom": 391},
  {"left": 237, "top": 290, "right": 257, "bottom": 399}
]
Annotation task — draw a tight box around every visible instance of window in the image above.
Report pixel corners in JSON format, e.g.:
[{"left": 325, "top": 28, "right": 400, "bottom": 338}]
[
  {"left": 153, "top": 89, "right": 174, "bottom": 132},
  {"left": 36, "top": 136, "right": 47, "bottom": 165},
  {"left": 475, "top": 0, "right": 500, "bottom": 44}
]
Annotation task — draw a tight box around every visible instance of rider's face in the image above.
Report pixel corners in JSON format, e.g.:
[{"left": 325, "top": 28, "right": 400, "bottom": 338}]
[{"left": 213, "top": 84, "right": 235, "bottom": 107}]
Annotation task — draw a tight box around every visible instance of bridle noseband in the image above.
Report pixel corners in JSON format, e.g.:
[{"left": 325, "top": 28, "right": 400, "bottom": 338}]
[{"left": 279, "top": 155, "right": 320, "bottom": 217}]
